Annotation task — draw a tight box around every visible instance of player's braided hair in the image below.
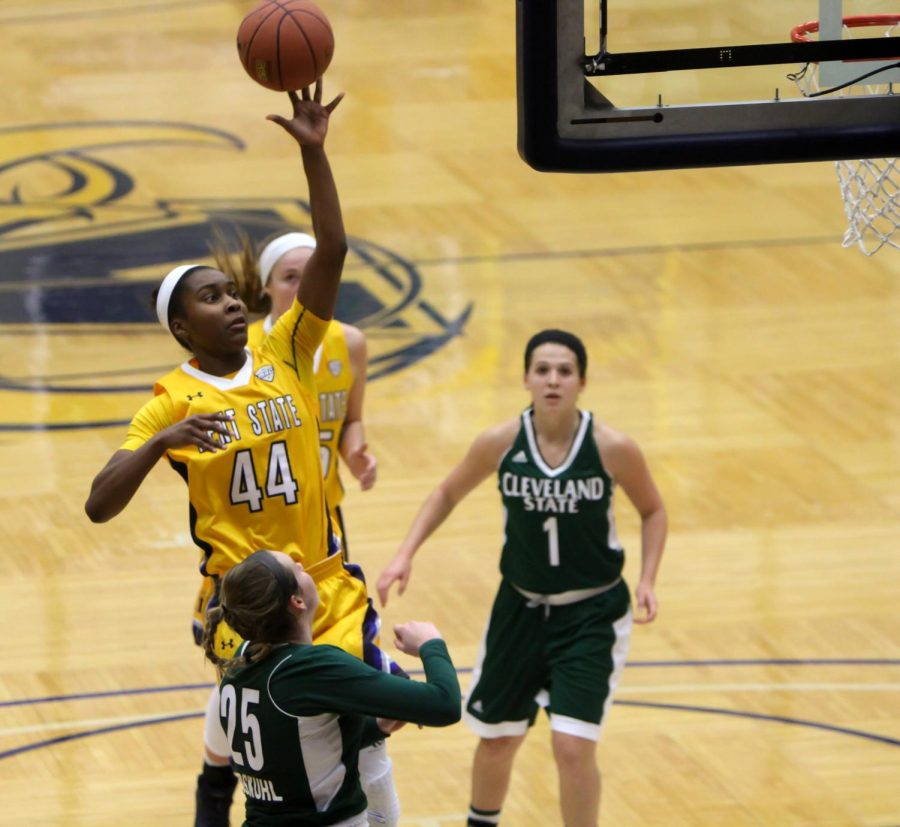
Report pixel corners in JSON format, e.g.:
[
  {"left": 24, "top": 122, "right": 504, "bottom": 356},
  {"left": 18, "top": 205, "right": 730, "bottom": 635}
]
[
  {"left": 202, "top": 551, "right": 301, "bottom": 676},
  {"left": 207, "top": 227, "right": 272, "bottom": 316}
]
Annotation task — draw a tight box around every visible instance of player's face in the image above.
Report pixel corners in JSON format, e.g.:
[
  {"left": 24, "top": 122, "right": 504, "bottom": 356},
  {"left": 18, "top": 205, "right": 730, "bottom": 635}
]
[
  {"left": 175, "top": 269, "right": 248, "bottom": 353},
  {"left": 524, "top": 343, "right": 585, "bottom": 410},
  {"left": 271, "top": 551, "right": 320, "bottom": 615},
  {"left": 266, "top": 247, "right": 314, "bottom": 320}
]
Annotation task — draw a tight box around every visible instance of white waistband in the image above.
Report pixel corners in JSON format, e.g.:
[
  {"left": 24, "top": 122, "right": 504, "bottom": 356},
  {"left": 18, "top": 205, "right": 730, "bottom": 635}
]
[{"left": 513, "top": 578, "right": 622, "bottom": 607}]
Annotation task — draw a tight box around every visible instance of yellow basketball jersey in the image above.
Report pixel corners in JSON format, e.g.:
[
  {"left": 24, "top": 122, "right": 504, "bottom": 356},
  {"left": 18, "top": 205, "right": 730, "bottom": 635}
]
[
  {"left": 248, "top": 314, "right": 352, "bottom": 510},
  {"left": 121, "top": 301, "right": 330, "bottom": 577},
  {"left": 246, "top": 316, "right": 267, "bottom": 349},
  {"left": 314, "top": 322, "right": 351, "bottom": 510}
]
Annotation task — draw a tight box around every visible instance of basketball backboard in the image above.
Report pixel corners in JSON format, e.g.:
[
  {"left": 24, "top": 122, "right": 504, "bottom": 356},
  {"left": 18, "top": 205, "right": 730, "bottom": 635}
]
[{"left": 517, "top": 0, "right": 900, "bottom": 172}]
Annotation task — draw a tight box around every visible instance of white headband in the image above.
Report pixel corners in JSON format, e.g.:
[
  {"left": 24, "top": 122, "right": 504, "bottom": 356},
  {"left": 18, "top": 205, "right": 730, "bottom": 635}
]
[
  {"left": 155, "top": 264, "right": 206, "bottom": 331},
  {"left": 258, "top": 232, "right": 317, "bottom": 294}
]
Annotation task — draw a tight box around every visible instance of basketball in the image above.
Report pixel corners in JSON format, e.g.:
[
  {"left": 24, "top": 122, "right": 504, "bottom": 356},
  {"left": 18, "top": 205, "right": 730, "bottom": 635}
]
[{"left": 237, "top": 0, "right": 334, "bottom": 92}]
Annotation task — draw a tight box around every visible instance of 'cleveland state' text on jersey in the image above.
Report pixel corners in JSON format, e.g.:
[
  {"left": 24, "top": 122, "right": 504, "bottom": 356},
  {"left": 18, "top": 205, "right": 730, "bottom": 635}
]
[{"left": 498, "top": 409, "right": 623, "bottom": 593}]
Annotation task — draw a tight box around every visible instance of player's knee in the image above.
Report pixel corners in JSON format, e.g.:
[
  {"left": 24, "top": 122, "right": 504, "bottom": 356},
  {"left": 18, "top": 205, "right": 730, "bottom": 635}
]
[
  {"left": 477, "top": 735, "right": 524, "bottom": 763},
  {"left": 551, "top": 732, "right": 597, "bottom": 775}
]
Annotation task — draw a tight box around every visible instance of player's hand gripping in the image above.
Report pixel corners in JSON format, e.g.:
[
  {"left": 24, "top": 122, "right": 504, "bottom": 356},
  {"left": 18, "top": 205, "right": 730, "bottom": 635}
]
[
  {"left": 266, "top": 80, "right": 344, "bottom": 147},
  {"left": 393, "top": 621, "right": 442, "bottom": 657},
  {"left": 156, "top": 412, "right": 234, "bottom": 454}
]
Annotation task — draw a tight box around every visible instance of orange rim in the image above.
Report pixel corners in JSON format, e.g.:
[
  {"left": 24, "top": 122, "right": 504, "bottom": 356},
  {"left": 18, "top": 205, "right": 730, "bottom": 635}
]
[{"left": 791, "top": 14, "right": 900, "bottom": 42}]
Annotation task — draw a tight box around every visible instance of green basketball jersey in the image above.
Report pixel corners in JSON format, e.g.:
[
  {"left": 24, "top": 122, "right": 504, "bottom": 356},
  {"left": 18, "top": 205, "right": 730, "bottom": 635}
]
[
  {"left": 498, "top": 409, "right": 624, "bottom": 593},
  {"left": 219, "top": 639, "right": 460, "bottom": 826}
]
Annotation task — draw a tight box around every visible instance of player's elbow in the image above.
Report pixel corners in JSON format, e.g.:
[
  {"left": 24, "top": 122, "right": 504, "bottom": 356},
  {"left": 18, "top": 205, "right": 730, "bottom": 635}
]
[
  {"left": 427, "top": 698, "right": 462, "bottom": 727},
  {"left": 84, "top": 490, "right": 115, "bottom": 523},
  {"left": 639, "top": 495, "right": 667, "bottom": 523},
  {"left": 442, "top": 703, "right": 463, "bottom": 727},
  {"left": 320, "top": 239, "right": 348, "bottom": 268},
  {"left": 84, "top": 499, "right": 107, "bottom": 523}
]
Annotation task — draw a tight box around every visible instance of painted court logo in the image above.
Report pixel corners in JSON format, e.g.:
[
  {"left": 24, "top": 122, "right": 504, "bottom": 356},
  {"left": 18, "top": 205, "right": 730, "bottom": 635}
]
[{"left": 0, "top": 121, "right": 472, "bottom": 431}]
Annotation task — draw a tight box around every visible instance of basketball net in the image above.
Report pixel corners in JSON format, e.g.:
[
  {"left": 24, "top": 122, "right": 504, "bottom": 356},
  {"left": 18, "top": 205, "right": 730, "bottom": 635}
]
[{"left": 790, "top": 16, "right": 899, "bottom": 255}]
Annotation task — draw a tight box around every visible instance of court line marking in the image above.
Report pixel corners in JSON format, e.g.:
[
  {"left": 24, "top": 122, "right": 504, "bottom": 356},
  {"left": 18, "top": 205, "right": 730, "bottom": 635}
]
[
  {"left": 617, "top": 682, "right": 900, "bottom": 693},
  {"left": 4, "top": 697, "right": 900, "bottom": 763},
  {"left": 409, "top": 234, "right": 839, "bottom": 267},
  {"left": 0, "top": 712, "right": 200, "bottom": 761},
  {"left": 0, "top": 710, "right": 205, "bottom": 737},
  {"left": 4, "top": 659, "right": 900, "bottom": 708},
  {"left": 3, "top": 682, "right": 899, "bottom": 738},
  {"left": 0, "top": 1, "right": 224, "bottom": 27},
  {"left": 0, "top": 682, "right": 213, "bottom": 708},
  {"left": 617, "top": 700, "right": 900, "bottom": 748},
  {"left": 3, "top": 663, "right": 900, "bottom": 761}
]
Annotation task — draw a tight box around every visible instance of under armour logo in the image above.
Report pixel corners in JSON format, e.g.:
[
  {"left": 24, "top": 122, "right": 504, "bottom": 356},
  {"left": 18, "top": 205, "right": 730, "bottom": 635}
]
[
  {"left": 187, "top": 391, "right": 204, "bottom": 400},
  {"left": 220, "top": 638, "right": 235, "bottom": 651}
]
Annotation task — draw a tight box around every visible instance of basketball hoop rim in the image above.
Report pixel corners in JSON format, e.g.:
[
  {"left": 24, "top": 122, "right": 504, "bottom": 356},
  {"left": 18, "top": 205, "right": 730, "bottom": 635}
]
[{"left": 791, "top": 14, "right": 900, "bottom": 42}]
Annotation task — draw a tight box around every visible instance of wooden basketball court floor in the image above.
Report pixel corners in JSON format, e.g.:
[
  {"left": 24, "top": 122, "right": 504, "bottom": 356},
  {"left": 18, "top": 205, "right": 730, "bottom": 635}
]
[{"left": 1, "top": 1, "right": 898, "bottom": 825}]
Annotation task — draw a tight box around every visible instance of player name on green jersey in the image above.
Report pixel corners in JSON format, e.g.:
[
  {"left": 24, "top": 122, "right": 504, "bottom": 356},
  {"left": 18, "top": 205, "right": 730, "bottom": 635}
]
[
  {"left": 500, "top": 472, "right": 605, "bottom": 513},
  {"left": 238, "top": 772, "right": 284, "bottom": 802}
]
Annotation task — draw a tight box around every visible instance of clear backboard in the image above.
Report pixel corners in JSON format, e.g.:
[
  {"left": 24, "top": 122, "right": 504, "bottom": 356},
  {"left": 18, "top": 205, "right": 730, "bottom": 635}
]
[{"left": 517, "top": 0, "right": 900, "bottom": 173}]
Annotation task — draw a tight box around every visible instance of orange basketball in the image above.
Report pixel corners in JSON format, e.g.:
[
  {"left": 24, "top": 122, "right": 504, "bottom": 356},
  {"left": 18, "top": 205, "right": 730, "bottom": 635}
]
[{"left": 237, "top": 0, "right": 334, "bottom": 92}]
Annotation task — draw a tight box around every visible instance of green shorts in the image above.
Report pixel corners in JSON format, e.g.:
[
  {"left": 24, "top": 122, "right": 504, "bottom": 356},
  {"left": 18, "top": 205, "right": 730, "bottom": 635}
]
[{"left": 463, "top": 578, "right": 632, "bottom": 742}]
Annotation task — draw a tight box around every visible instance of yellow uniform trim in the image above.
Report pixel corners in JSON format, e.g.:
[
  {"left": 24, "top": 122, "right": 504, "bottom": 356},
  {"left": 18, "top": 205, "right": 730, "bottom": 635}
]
[
  {"left": 121, "top": 299, "right": 330, "bottom": 577},
  {"left": 249, "top": 315, "right": 352, "bottom": 511}
]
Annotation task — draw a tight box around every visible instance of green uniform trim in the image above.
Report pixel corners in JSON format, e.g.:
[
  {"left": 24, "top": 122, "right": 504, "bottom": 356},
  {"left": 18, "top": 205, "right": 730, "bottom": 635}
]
[{"left": 220, "top": 639, "right": 460, "bottom": 825}]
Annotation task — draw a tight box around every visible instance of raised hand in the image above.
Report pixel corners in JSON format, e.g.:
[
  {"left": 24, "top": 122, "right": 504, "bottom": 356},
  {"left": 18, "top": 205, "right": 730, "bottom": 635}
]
[
  {"left": 393, "top": 621, "right": 442, "bottom": 657},
  {"left": 266, "top": 80, "right": 344, "bottom": 147}
]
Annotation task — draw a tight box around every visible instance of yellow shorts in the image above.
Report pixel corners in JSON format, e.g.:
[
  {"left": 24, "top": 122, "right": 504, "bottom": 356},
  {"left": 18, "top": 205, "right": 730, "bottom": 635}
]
[{"left": 194, "top": 553, "right": 376, "bottom": 663}]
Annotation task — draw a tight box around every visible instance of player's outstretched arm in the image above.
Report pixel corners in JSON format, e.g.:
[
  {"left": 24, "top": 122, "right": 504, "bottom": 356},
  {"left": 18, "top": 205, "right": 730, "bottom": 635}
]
[
  {"left": 376, "top": 420, "right": 518, "bottom": 606},
  {"left": 266, "top": 81, "right": 346, "bottom": 321}
]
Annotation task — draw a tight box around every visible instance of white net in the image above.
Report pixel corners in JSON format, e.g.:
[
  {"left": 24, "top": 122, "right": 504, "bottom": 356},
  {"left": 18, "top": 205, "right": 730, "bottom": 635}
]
[
  {"left": 834, "top": 157, "right": 899, "bottom": 255},
  {"left": 790, "top": 18, "right": 899, "bottom": 255}
]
